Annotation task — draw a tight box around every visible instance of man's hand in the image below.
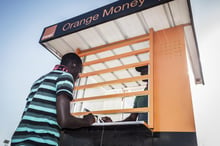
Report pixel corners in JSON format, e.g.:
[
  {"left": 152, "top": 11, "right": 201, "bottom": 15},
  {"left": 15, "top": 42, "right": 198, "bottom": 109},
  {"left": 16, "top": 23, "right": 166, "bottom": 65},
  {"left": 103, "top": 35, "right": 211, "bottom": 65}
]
[
  {"left": 101, "top": 116, "right": 113, "bottom": 122},
  {"left": 83, "top": 113, "right": 96, "bottom": 125}
]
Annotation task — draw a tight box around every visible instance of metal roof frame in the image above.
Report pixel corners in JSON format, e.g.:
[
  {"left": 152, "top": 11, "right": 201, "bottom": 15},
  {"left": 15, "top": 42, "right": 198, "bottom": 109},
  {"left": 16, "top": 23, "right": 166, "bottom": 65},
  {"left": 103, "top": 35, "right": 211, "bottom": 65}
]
[{"left": 39, "top": 0, "right": 204, "bottom": 85}]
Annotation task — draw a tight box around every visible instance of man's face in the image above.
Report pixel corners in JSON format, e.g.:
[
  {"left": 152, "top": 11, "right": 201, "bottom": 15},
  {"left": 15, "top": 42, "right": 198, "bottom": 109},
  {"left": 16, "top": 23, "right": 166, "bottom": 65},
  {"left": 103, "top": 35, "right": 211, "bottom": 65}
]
[{"left": 70, "top": 63, "right": 82, "bottom": 81}]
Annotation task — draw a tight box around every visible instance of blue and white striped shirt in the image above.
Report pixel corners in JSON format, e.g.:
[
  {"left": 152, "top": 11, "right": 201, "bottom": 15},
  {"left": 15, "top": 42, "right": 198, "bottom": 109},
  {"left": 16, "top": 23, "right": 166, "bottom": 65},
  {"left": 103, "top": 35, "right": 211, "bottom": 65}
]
[{"left": 11, "top": 68, "right": 74, "bottom": 146}]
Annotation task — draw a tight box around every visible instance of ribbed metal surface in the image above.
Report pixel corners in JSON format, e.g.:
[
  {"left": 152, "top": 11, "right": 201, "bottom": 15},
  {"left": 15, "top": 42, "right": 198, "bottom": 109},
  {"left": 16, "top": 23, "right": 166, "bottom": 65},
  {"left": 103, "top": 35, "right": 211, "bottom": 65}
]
[{"left": 41, "top": 0, "right": 203, "bottom": 85}]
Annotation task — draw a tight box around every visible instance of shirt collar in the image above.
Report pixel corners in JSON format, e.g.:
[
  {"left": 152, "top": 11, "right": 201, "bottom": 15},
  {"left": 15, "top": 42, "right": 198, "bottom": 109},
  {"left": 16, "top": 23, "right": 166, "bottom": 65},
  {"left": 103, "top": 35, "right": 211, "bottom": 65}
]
[{"left": 53, "top": 65, "right": 69, "bottom": 72}]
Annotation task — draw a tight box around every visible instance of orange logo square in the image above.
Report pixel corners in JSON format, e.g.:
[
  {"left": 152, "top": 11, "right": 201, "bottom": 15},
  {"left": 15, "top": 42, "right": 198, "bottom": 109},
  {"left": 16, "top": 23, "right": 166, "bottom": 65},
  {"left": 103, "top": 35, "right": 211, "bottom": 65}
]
[{"left": 41, "top": 25, "right": 57, "bottom": 41}]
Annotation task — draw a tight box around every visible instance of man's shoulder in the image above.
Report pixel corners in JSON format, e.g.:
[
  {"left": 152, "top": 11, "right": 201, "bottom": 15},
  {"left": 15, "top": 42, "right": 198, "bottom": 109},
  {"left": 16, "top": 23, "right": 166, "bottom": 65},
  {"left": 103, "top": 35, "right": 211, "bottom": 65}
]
[
  {"left": 51, "top": 70, "right": 72, "bottom": 76},
  {"left": 53, "top": 70, "right": 73, "bottom": 81}
]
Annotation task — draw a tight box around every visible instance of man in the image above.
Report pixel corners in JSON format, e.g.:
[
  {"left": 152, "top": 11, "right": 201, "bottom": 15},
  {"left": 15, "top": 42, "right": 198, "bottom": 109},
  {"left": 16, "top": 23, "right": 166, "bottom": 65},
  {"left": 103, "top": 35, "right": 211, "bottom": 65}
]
[
  {"left": 102, "top": 65, "right": 148, "bottom": 123},
  {"left": 11, "top": 53, "right": 95, "bottom": 146}
]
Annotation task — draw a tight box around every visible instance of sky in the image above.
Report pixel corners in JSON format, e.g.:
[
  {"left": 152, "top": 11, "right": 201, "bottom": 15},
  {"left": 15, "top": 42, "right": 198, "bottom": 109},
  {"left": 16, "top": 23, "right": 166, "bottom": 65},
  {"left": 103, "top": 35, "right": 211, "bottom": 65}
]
[{"left": 0, "top": 0, "right": 219, "bottom": 146}]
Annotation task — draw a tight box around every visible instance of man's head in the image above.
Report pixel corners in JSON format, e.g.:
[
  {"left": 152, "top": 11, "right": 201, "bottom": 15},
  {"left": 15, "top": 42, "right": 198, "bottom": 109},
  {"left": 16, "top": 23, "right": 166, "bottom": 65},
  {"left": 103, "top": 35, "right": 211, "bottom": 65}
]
[
  {"left": 61, "top": 53, "right": 82, "bottom": 80},
  {"left": 135, "top": 65, "right": 148, "bottom": 82}
]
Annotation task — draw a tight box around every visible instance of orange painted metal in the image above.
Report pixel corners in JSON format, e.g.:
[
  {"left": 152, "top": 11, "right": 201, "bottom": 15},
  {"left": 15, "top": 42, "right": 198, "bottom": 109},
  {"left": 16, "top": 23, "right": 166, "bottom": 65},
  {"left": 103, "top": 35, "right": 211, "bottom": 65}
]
[
  {"left": 75, "top": 75, "right": 149, "bottom": 90},
  {"left": 77, "top": 34, "right": 150, "bottom": 57},
  {"left": 79, "top": 61, "right": 149, "bottom": 78},
  {"left": 83, "top": 47, "right": 149, "bottom": 66},
  {"left": 148, "top": 28, "right": 154, "bottom": 128},
  {"left": 72, "top": 90, "right": 148, "bottom": 102},
  {"left": 72, "top": 107, "right": 149, "bottom": 116},
  {"left": 153, "top": 26, "right": 196, "bottom": 132},
  {"left": 71, "top": 27, "right": 196, "bottom": 133}
]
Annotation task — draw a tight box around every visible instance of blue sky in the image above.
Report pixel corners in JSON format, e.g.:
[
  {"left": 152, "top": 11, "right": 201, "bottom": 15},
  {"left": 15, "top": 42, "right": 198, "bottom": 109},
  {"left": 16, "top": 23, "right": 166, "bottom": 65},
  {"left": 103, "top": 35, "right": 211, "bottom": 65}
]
[{"left": 1, "top": 0, "right": 220, "bottom": 145}]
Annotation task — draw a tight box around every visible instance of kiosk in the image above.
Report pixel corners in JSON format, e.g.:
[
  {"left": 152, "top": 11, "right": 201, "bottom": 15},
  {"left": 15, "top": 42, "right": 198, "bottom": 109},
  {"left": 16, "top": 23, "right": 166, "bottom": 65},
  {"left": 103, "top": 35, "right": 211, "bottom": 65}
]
[{"left": 40, "top": 0, "right": 204, "bottom": 145}]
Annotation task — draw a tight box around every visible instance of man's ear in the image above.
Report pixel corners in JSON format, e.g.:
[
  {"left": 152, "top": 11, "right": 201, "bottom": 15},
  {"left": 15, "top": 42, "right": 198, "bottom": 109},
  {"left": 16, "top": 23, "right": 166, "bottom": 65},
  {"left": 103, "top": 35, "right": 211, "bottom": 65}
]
[
  {"left": 70, "top": 63, "right": 77, "bottom": 71},
  {"left": 71, "top": 63, "right": 81, "bottom": 74},
  {"left": 71, "top": 63, "right": 76, "bottom": 67}
]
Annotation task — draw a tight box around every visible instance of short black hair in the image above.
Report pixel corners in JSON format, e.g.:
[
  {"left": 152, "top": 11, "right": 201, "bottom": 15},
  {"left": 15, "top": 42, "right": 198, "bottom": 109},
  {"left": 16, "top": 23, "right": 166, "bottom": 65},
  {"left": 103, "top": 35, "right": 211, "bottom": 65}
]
[
  {"left": 135, "top": 65, "right": 148, "bottom": 74},
  {"left": 61, "top": 53, "right": 82, "bottom": 65}
]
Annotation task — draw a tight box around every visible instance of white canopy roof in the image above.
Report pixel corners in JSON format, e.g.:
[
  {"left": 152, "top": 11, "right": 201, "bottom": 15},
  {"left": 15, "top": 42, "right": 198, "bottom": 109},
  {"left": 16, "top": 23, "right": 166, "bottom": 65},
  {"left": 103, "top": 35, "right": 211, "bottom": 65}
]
[{"left": 39, "top": 0, "right": 204, "bottom": 85}]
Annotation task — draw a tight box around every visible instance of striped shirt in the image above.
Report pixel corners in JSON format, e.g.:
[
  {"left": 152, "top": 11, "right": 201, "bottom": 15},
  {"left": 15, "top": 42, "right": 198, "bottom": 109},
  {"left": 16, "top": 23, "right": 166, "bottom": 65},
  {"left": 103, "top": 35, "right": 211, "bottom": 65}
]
[
  {"left": 134, "top": 87, "right": 148, "bottom": 123},
  {"left": 133, "top": 95, "right": 148, "bottom": 123},
  {"left": 11, "top": 67, "right": 74, "bottom": 146}
]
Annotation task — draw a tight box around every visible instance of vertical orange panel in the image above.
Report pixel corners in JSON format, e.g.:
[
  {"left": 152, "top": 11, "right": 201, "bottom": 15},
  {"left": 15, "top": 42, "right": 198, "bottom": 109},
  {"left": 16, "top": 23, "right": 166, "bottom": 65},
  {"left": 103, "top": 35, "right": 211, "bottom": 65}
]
[
  {"left": 153, "top": 26, "right": 196, "bottom": 132},
  {"left": 149, "top": 28, "right": 154, "bottom": 128}
]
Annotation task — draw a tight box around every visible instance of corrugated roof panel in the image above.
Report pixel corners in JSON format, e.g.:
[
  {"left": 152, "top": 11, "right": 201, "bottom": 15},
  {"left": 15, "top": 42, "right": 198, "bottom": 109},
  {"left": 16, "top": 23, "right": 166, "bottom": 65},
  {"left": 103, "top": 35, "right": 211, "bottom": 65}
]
[
  {"left": 99, "top": 72, "right": 117, "bottom": 81},
  {"left": 78, "top": 27, "right": 106, "bottom": 48},
  {"left": 113, "top": 70, "right": 138, "bottom": 88},
  {"left": 128, "top": 68, "right": 141, "bottom": 77},
  {"left": 90, "top": 63, "right": 107, "bottom": 71},
  {"left": 114, "top": 70, "right": 132, "bottom": 79},
  {"left": 131, "top": 41, "right": 150, "bottom": 50},
  {"left": 117, "top": 73, "right": 140, "bottom": 88},
  {"left": 95, "top": 21, "right": 125, "bottom": 43},
  {"left": 184, "top": 26, "right": 203, "bottom": 84},
  {"left": 141, "top": 5, "right": 170, "bottom": 31},
  {"left": 170, "top": 0, "right": 190, "bottom": 25},
  {"left": 42, "top": 42, "right": 62, "bottom": 58},
  {"left": 137, "top": 53, "right": 150, "bottom": 61},
  {"left": 120, "top": 56, "right": 139, "bottom": 65},
  {"left": 162, "top": 3, "right": 175, "bottom": 27},
  {"left": 86, "top": 75, "right": 105, "bottom": 86},
  {"left": 96, "top": 50, "right": 114, "bottom": 58},
  {"left": 83, "top": 66, "right": 93, "bottom": 73},
  {"left": 85, "top": 54, "right": 99, "bottom": 62},
  {"left": 62, "top": 33, "right": 90, "bottom": 51},
  {"left": 45, "top": 39, "right": 74, "bottom": 56},
  {"left": 40, "top": 0, "right": 204, "bottom": 84},
  {"left": 115, "top": 13, "right": 146, "bottom": 38},
  {"left": 125, "top": 82, "right": 140, "bottom": 88},
  {"left": 105, "top": 59, "right": 123, "bottom": 68},
  {"left": 114, "top": 46, "right": 132, "bottom": 54},
  {"left": 83, "top": 87, "right": 107, "bottom": 97}
]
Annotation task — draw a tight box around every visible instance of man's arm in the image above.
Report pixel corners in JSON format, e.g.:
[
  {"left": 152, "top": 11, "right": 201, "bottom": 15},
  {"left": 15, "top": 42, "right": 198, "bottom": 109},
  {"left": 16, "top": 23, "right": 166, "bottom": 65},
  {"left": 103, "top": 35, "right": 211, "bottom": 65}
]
[
  {"left": 121, "top": 113, "right": 138, "bottom": 121},
  {"left": 56, "top": 94, "right": 95, "bottom": 129},
  {"left": 101, "top": 113, "right": 138, "bottom": 122}
]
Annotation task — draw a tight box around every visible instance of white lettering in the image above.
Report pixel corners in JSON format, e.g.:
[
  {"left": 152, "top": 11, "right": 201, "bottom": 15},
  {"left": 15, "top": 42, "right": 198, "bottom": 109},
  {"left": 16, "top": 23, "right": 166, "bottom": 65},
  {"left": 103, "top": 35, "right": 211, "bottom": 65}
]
[
  {"left": 130, "top": 0, "right": 138, "bottom": 7},
  {"left": 139, "top": 0, "right": 145, "bottom": 7},
  {"left": 63, "top": 23, "right": 71, "bottom": 31},
  {"left": 103, "top": 7, "right": 114, "bottom": 17},
  {"left": 102, "top": 0, "right": 145, "bottom": 17},
  {"left": 114, "top": 6, "right": 122, "bottom": 13},
  {"left": 62, "top": 14, "right": 100, "bottom": 31}
]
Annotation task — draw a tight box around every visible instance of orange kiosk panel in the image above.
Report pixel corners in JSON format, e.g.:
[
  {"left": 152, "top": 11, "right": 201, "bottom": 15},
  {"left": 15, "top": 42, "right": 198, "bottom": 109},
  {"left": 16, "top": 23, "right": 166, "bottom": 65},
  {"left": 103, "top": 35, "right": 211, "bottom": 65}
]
[{"left": 153, "top": 26, "right": 196, "bottom": 132}]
